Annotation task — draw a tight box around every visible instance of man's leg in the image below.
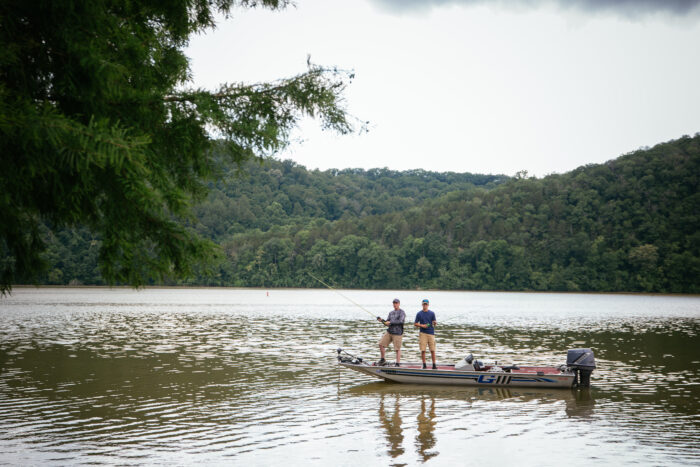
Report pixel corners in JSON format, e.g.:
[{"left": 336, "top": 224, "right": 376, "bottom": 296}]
[
  {"left": 393, "top": 335, "right": 402, "bottom": 365},
  {"left": 378, "top": 333, "right": 390, "bottom": 364},
  {"left": 419, "top": 333, "right": 428, "bottom": 368}
]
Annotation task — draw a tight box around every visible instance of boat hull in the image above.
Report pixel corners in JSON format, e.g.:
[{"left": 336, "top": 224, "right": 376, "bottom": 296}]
[{"left": 340, "top": 362, "right": 575, "bottom": 388}]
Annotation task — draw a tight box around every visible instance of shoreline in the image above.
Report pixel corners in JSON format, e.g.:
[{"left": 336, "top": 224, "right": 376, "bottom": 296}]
[{"left": 8, "top": 284, "right": 700, "bottom": 298}]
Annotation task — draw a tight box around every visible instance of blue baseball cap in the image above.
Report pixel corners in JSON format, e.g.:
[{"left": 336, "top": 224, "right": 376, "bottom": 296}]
[{"left": 422, "top": 299, "right": 429, "bottom": 304}]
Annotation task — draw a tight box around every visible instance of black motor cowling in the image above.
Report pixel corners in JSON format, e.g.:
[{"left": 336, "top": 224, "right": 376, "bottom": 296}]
[{"left": 567, "top": 348, "right": 596, "bottom": 387}]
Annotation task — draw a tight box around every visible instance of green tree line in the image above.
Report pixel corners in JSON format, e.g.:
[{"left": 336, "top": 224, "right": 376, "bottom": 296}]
[{"left": 37, "top": 135, "right": 699, "bottom": 293}]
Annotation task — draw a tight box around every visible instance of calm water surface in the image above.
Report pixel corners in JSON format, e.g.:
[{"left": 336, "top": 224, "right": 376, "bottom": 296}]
[{"left": 1, "top": 288, "right": 699, "bottom": 465}]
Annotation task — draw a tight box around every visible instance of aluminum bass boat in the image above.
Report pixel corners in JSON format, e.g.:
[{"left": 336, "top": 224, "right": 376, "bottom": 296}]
[{"left": 337, "top": 348, "right": 596, "bottom": 389}]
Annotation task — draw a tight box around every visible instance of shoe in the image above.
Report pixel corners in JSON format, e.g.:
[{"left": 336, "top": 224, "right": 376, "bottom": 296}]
[
  {"left": 422, "top": 363, "right": 427, "bottom": 369},
  {"left": 377, "top": 358, "right": 386, "bottom": 366},
  {"left": 432, "top": 364, "right": 437, "bottom": 370},
  {"left": 394, "top": 362, "right": 400, "bottom": 367}
]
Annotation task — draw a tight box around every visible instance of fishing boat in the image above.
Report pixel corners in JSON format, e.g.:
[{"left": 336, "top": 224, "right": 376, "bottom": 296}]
[{"left": 337, "top": 348, "right": 596, "bottom": 389}]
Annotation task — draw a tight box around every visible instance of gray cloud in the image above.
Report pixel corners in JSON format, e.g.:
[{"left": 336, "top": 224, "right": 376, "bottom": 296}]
[{"left": 370, "top": 0, "right": 700, "bottom": 19}]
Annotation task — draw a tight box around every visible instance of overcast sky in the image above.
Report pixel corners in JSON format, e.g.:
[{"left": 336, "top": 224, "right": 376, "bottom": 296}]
[{"left": 186, "top": 0, "right": 700, "bottom": 176}]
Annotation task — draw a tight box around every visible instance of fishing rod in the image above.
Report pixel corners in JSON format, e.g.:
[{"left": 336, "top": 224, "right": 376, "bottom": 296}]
[{"left": 308, "top": 272, "right": 382, "bottom": 323}]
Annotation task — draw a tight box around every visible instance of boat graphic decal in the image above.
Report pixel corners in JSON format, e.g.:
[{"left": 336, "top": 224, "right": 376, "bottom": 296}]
[
  {"left": 477, "top": 374, "right": 512, "bottom": 385},
  {"left": 379, "top": 369, "right": 481, "bottom": 381},
  {"left": 509, "top": 376, "right": 557, "bottom": 383},
  {"left": 377, "top": 369, "right": 558, "bottom": 384}
]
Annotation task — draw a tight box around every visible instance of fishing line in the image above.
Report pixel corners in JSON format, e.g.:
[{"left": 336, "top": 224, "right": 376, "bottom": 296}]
[{"left": 308, "top": 272, "right": 379, "bottom": 320}]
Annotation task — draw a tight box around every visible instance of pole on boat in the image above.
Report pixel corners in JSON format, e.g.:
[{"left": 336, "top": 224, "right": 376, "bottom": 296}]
[{"left": 308, "top": 272, "right": 381, "bottom": 322}]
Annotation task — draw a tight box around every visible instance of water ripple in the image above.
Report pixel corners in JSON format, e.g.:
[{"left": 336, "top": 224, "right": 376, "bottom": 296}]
[{"left": 1, "top": 288, "right": 698, "bottom": 465}]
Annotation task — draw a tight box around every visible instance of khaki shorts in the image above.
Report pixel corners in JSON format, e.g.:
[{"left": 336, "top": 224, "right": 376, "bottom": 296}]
[
  {"left": 379, "top": 332, "right": 403, "bottom": 350},
  {"left": 419, "top": 333, "right": 436, "bottom": 352}
]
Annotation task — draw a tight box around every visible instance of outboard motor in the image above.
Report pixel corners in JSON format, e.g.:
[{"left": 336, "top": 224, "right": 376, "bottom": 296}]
[{"left": 567, "top": 348, "right": 596, "bottom": 387}]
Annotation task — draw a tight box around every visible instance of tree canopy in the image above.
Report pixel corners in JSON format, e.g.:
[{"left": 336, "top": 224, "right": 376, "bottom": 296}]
[
  {"left": 206, "top": 136, "right": 697, "bottom": 293},
  {"left": 36, "top": 135, "right": 700, "bottom": 293},
  {"left": 0, "top": 0, "right": 356, "bottom": 293}
]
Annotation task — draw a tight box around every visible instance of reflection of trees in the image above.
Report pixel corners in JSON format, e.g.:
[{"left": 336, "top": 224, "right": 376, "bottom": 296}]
[
  {"left": 379, "top": 394, "right": 404, "bottom": 459},
  {"left": 416, "top": 396, "right": 438, "bottom": 462}
]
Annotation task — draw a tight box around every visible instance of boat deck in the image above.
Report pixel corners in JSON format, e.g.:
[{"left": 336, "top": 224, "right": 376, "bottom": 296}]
[{"left": 375, "top": 363, "right": 564, "bottom": 375}]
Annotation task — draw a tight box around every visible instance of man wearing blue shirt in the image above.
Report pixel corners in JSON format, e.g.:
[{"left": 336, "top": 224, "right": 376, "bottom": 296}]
[{"left": 414, "top": 299, "right": 437, "bottom": 369}]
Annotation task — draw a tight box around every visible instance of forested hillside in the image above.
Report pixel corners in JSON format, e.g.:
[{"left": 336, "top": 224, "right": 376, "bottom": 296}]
[
  {"left": 39, "top": 161, "right": 503, "bottom": 285},
  {"left": 38, "top": 135, "right": 699, "bottom": 293},
  {"left": 207, "top": 135, "right": 699, "bottom": 293},
  {"left": 191, "top": 157, "right": 505, "bottom": 240}
]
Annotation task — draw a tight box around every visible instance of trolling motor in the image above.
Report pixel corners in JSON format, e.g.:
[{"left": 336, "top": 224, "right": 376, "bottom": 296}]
[
  {"left": 567, "top": 348, "right": 596, "bottom": 387},
  {"left": 337, "top": 348, "right": 363, "bottom": 364}
]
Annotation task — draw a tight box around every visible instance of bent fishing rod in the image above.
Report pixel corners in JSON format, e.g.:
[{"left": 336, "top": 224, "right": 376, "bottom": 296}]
[{"left": 308, "top": 272, "right": 385, "bottom": 325}]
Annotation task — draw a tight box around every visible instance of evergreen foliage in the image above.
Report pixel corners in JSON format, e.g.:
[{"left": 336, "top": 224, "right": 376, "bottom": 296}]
[{"left": 1, "top": 0, "right": 356, "bottom": 293}]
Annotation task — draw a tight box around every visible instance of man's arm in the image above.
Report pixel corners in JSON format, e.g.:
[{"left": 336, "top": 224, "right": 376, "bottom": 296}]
[{"left": 414, "top": 313, "right": 427, "bottom": 328}]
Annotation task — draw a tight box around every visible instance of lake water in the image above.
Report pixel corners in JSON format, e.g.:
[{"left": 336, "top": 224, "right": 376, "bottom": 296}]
[{"left": 1, "top": 287, "right": 699, "bottom": 466}]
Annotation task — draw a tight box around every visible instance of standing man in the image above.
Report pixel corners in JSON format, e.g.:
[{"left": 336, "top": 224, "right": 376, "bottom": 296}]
[
  {"left": 414, "top": 299, "right": 437, "bottom": 369},
  {"left": 377, "top": 298, "right": 405, "bottom": 366}
]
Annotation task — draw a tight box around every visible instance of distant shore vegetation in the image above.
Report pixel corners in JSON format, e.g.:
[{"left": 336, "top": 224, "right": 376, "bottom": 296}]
[{"left": 34, "top": 135, "right": 700, "bottom": 294}]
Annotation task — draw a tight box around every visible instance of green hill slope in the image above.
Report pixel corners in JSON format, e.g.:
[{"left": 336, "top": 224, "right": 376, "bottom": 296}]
[
  {"left": 38, "top": 135, "right": 699, "bottom": 292},
  {"left": 215, "top": 135, "right": 699, "bottom": 293},
  {"left": 39, "top": 160, "right": 504, "bottom": 286},
  {"left": 192, "top": 157, "right": 505, "bottom": 241}
]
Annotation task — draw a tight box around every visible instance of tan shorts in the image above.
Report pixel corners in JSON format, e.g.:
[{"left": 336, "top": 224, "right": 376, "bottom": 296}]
[
  {"left": 379, "top": 332, "right": 403, "bottom": 350},
  {"left": 419, "top": 333, "right": 436, "bottom": 352}
]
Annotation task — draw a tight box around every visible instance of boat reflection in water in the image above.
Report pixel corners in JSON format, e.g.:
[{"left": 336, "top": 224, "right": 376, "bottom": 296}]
[
  {"left": 565, "top": 388, "right": 595, "bottom": 418},
  {"left": 345, "top": 382, "right": 595, "bottom": 462}
]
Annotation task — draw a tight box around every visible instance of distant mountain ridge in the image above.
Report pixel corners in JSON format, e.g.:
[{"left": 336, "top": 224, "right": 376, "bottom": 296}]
[
  {"left": 193, "top": 158, "right": 506, "bottom": 240},
  {"left": 39, "top": 135, "right": 699, "bottom": 293}
]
